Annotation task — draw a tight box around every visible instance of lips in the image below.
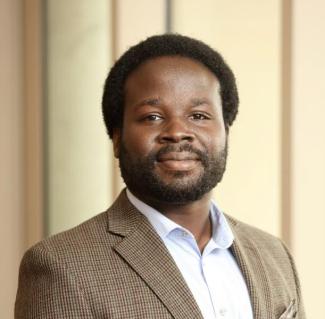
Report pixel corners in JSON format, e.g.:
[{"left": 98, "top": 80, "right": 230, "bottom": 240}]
[
  {"left": 157, "top": 152, "right": 200, "bottom": 171},
  {"left": 157, "top": 152, "right": 199, "bottom": 162}
]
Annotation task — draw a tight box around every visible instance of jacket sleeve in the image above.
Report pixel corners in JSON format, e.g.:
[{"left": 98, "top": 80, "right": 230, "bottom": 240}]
[{"left": 15, "top": 244, "right": 94, "bottom": 319}]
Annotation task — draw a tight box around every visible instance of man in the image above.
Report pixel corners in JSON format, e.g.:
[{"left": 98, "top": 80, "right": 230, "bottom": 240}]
[{"left": 15, "top": 34, "right": 305, "bottom": 318}]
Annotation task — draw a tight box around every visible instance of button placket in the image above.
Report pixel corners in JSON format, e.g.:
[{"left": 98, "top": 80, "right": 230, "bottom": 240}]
[{"left": 219, "top": 308, "right": 227, "bottom": 316}]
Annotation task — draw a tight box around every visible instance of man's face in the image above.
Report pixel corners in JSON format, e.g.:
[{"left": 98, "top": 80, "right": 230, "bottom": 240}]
[{"left": 113, "top": 56, "right": 227, "bottom": 205}]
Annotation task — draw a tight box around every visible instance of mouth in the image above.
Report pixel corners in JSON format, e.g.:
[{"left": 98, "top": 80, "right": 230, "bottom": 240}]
[{"left": 156, "top": 152, "right": 200, "bottom": 171}]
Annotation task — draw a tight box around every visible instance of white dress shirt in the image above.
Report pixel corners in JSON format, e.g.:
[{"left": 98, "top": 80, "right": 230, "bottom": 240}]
[{"left": 127, "top": 190, "right": 253, "bottom": 319}]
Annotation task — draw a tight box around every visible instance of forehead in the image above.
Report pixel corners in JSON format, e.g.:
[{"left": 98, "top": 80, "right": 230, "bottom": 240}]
[{"left": 124, "top": 55, "right": 220, "bottom": 92}]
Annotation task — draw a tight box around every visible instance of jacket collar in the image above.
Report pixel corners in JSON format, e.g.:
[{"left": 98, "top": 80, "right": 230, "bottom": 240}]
[{"left": 107, "top": 190, "right": 204, "bottom": 319}]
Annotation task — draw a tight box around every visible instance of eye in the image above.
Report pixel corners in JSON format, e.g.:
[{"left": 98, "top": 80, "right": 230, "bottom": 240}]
[
  {"left": 143, "top": 114, "right": 163, "bottom": 121},
  {"left": 190, "top": 113, "right": 210, "bottom": 121}
]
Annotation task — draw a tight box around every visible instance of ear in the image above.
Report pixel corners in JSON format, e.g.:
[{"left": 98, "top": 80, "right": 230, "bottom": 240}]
[{"left": 112, "top": 128, "right": 121, "bottom": 158}]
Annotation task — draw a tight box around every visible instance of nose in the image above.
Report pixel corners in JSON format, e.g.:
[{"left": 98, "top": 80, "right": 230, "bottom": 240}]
[{"left": 158, "top": 118, "right": 195, "bottom": 143}]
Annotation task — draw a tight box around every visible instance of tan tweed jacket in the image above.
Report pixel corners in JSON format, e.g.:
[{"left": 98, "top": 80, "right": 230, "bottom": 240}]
[{"left": 15, "top": 190, "right": 305, "bottom": 319}]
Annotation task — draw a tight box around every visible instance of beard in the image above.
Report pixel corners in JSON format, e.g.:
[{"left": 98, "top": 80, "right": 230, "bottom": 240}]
[{"left": 118, "top": 141, "right": 228, "bottom": 204}]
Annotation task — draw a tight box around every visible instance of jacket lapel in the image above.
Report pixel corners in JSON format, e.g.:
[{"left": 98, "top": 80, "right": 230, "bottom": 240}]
[
  {"left": 107, "top": 191, "right": 203, "bottom": 319},
  {"left": 226, "top": 215, "right": 274, "bottom": 319}
]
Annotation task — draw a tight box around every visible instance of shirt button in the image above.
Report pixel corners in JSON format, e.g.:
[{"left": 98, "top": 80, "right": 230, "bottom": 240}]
[{"left": 219, "top": 308, "right": 227, "bottom": 316}]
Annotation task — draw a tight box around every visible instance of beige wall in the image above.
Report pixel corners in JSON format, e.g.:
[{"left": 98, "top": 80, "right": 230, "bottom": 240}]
[
  {"left": 46, "top": 0, "right": 112, "bottom": 234},
  {"left": 0, "top": 1, "right": 25, "bottom": 318},
  {"left": 114, "top": 0, "right": 166, "bottom": 55},
  {"left": 292, "top": 0, "right": 325, "bottom": 316}
]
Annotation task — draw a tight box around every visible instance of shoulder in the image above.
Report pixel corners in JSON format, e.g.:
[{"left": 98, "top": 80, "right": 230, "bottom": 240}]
[
  {"left": 20, "top": 188, "right": 141, "bottom": 276},
  {"left": 21, "top": 190, "right": 141, "bottom": 270},
  {"left": 225, "top": 213, "right": 296, "bottom": 272},
  {"left": 21, "top": 210, "right": 115, "bottom": 271},
  {"left": 33, "top": 210, "right": 107, "bottom": 245},
  {"left": 15, "top": 212, "right": 113, "bottom": 318},
  {"left": 225, "top": 213, "right": 285, "bottom": 250}
]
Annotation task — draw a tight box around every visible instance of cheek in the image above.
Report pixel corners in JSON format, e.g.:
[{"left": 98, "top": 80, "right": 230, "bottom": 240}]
[
  {"left": 122, "top": 110, "right": 156, "bottom": 154},
  {"left": 200, "top": 126, "right": 226, "bottom": 152},
  {"left": 122, "top": 127, "right": 156, "bottom": 156}
]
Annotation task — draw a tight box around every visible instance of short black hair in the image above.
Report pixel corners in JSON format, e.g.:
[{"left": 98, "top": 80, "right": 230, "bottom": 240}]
[{"left": 102, "top": 34, "right": 239, "bottom": 138}]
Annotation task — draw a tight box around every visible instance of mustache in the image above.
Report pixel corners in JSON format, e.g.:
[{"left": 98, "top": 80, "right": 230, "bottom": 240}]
[{"left": 152, "top": 144, "right": 209, "bottom": 166}]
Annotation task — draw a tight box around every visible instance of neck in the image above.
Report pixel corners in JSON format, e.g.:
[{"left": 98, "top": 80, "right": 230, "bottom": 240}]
[{"left": 135, "top": 191, "right": 213, "bottom": 252}]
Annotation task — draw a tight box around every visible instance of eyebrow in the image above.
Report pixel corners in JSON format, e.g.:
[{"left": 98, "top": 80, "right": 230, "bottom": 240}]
[
  {"left": 134, "top": 98, "right": 161, "bottom": 108},
  {"left": 190, "top": 98, "right": 210, "bottom": 107}
]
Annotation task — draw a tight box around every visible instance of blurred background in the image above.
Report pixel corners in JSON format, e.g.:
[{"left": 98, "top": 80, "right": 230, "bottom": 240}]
[{"left": 1, "top": 0, "right": 324, "bottom": 318}]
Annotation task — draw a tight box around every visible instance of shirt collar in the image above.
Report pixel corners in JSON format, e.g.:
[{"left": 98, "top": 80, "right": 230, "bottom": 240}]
[{"left": 126, "top": 189, "right": 234, "bottom": 249}]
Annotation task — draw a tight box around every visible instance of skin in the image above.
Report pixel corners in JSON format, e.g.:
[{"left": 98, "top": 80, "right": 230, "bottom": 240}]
[{"left": 113, "top": 56, "right": 227, "bottom": 251}]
